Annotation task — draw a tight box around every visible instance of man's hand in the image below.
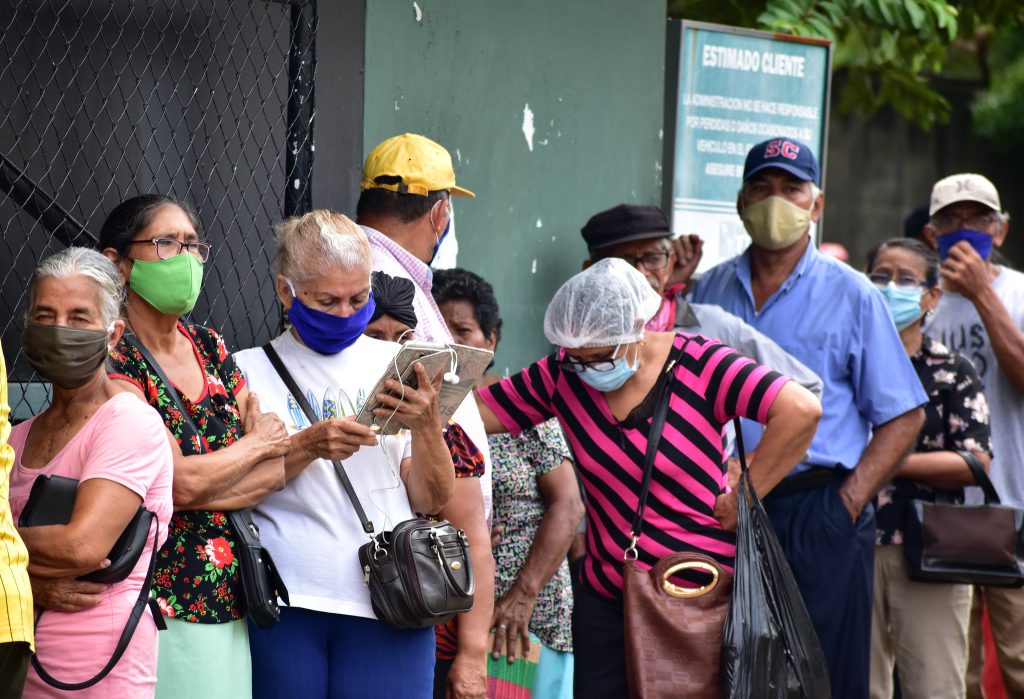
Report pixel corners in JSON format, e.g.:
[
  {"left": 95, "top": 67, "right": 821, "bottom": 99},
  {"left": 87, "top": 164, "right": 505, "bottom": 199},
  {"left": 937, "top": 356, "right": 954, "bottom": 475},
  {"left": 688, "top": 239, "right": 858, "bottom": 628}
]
[
  {"left": 30, "top": 576, "right": 106, "bottom": 613},
  {"left": 667, "top": 234, "right": 704, "bottom": 289},
  {"left": 373, "top": 362, "right": 444, "bottom": 433},
  {"left": 490, "top": 587, "right": 536, "bottom": 663},
  {"left": 243, "top": 392, "right": 291, "bottom": 459},
  {"left": 941, "top": 241, "right": 992, "bottom": 301},
  {"left": 837, "top": 482, "right": 865, "bottom": 523},
  {"left": 713, "top": 491, "right": 738, "bottom": 532},
  {"left": 446, "top": 650, "right": 486, "bottom": 699}
]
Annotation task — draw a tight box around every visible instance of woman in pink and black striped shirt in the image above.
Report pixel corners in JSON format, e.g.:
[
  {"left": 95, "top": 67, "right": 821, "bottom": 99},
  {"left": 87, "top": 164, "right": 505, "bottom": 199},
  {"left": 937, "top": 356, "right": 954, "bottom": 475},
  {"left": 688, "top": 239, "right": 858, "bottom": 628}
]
[{"left": 475, "top": 259, "right": 821, "bottom": 698}]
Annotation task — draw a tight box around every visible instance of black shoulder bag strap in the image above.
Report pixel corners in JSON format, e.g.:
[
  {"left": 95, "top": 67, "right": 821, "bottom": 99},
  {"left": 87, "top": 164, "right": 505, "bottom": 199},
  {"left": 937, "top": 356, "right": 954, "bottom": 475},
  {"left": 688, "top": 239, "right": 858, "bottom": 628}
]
[
  {"left": 625, "top": 339, "right": 687, "bottom": 560},
  {"left": 261, "top": 343, "right": 375, "bottom": 535}
]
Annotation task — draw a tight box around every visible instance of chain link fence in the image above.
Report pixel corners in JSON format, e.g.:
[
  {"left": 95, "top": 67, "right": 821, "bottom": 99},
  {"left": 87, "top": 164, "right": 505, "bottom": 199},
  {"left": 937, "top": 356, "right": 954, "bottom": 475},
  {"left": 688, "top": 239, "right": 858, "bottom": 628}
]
[{"left": 0, "top": 0, "right": 316, "bottom": 419}]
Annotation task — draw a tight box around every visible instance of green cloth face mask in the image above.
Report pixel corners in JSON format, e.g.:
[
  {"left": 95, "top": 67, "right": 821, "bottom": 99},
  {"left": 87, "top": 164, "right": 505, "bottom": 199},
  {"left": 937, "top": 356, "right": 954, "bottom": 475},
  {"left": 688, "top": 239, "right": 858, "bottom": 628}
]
[
  {"left": 129, "top": 253, "right": 204, "bottom": 316},
  {"left": 740, "top": 195, "right": 814, "bottom": 251}
]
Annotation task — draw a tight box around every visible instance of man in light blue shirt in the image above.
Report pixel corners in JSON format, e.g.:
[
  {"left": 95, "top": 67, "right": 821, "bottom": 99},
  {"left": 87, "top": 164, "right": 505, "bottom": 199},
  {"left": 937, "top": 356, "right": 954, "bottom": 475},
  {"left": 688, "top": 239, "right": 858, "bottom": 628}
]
[{"left": 691, "top": 138, "right": 926, "bottom": 699}]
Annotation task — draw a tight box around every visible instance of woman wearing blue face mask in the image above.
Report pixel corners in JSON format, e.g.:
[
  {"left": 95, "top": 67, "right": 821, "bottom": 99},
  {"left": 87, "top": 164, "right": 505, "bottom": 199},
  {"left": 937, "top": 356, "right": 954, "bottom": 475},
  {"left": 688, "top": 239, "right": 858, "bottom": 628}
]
[
  {"left": 232, "top": 210, "right": 455, "bottom": 699},
  {"left": 473, "top": 258, "right": 823, "bottom": 698},
  {"left": 866, "top": 238, "right": 993, "bottom": 699}
]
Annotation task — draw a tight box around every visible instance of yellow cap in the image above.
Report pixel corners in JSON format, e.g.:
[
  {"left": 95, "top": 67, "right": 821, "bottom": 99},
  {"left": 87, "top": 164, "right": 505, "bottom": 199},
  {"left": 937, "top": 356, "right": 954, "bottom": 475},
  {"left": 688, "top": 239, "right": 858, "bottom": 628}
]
[{"left": 361, "top": 133, "right": 475, "bottom": 198}]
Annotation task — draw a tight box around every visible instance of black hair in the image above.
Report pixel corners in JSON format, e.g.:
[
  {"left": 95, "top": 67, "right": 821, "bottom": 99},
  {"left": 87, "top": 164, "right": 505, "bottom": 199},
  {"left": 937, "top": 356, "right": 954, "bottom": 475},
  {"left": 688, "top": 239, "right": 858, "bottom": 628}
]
[
  {"left": 97, "top": 194, "right": 201, "bottom": 256},
  {"left": 431, "top": 267, "right": 503, "bottom": 344},
  {"left": 866, "top": 237, "right": 940, "bottom": 287},
  {"left": 355, "top": 177, "right": 448, "bottom": 224}
]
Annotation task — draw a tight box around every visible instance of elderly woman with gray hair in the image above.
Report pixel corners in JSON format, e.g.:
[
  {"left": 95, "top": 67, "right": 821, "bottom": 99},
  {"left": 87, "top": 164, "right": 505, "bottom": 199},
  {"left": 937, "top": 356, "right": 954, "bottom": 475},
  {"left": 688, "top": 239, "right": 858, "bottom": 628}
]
[
  {"left": 9, "top": 247, "right": 173, "bottom": 696},
  {"left": 233, "top": 210, "right": 456, "bottom": 699}
]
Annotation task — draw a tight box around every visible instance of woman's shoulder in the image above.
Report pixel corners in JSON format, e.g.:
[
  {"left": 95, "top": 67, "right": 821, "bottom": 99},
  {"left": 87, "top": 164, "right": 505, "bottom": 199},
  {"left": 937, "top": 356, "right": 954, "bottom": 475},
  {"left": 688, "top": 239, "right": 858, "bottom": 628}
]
[
  {"left": 181, "top": 322, "right": 228, "bottom": 357},
  {"left": 103, "top": 392, "right": 169, "bottom": 436}
]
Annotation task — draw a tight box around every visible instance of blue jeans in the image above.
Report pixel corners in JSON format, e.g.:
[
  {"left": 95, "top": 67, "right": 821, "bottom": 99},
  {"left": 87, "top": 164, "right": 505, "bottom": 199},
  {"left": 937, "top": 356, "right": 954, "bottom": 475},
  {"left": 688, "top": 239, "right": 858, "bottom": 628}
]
[
  {"left": 249, "top": 607, "right": 435, "bottom": 699},
  {"left": 764, "top": 480, "right": 876, "bottom": 699}
]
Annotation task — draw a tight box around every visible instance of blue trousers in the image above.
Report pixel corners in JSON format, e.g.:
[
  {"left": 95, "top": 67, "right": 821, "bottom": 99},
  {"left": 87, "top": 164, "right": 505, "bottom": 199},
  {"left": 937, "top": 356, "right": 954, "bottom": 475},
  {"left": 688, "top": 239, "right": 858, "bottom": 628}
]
[
  {"left": 764, "top": 480, "right": 876, "bottom": 699},
  {"left": 249, "top": 607, "right": 435, "bottom": 699}
]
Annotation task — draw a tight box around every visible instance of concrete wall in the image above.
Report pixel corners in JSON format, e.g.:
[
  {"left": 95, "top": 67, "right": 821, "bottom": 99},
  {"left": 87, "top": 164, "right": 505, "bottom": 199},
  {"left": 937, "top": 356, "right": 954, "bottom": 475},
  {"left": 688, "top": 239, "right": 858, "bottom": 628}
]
[{"left": 359, "top": 0, "right": 667, "bottom": 375}]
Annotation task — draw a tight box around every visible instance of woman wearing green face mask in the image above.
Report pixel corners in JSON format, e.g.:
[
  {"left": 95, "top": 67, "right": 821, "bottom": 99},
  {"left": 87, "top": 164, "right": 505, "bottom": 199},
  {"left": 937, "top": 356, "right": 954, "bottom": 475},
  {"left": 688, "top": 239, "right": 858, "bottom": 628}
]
[
  {"left": 865, "top": 238, "right": 993, "bottom": 699},
  {"left": 100, "top": 195, "right": 290, "bottom": 699}
]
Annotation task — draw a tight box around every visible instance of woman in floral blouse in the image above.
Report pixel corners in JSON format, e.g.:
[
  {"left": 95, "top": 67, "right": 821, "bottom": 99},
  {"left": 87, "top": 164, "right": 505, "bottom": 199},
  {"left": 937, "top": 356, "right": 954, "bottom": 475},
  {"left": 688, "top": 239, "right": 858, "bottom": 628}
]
[
  {"left": 434, "top": 268, "right": 585, "bottom": 699},
  {"left": 866, "top": 238, "right": 993, "bottom": 699},
  {"left": 101, "top": 195, "right": 290, "bottom": 699}
]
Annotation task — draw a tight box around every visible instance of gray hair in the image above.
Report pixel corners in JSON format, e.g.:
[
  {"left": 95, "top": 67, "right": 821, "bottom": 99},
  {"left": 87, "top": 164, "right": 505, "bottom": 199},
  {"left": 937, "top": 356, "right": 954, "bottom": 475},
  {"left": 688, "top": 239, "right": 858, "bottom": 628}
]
[
  {"left": 29, "top": 247, "right": 124, "bottom": 327},
  {"left": 272, "top": 210, "right": 373, "bottom": 284}
]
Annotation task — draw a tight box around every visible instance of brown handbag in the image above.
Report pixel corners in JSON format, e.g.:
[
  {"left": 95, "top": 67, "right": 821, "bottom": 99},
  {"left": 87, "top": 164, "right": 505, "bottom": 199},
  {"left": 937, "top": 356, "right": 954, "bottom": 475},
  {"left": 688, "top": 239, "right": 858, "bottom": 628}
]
[{"left": 622, "top": 339, "right": 733, "bottom": 699}]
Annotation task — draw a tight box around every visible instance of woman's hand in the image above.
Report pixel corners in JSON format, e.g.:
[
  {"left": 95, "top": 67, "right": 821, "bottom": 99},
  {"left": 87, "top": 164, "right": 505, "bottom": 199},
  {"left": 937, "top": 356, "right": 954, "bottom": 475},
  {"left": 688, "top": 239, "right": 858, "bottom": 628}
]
[
  {"left": 243, "top": 392, "right": 290, "bottom": 459},
  {"left": 299, "top": 417, "right": 378, "bottom": 462},
  {"left": 30, "top": 576, "right": 107, "bottom": 613},
  {"left": 490, "top": 586, "right": 537, "bottom": 662},
  {"left": 372, "top": 362, "right": 443, "bottom": 433}
]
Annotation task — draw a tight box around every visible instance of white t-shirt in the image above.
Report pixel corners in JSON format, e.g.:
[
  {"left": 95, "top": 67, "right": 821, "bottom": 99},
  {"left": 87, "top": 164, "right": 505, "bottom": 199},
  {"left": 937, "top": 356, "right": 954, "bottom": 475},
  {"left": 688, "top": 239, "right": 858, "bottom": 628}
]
[
  {"left": 926, "top": 265, "right": 1024, "bottom": 507},
  {"left": 234, "top": 331, "right": 414, "bottom": 619}
]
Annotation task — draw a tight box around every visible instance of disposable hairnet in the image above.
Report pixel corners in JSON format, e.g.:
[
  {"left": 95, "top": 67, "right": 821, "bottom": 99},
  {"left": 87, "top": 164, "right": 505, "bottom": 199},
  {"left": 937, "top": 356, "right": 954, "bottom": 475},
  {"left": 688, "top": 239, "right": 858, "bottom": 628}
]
[{"left": 543, "top": 257, "right": 662, "bottom": 348}]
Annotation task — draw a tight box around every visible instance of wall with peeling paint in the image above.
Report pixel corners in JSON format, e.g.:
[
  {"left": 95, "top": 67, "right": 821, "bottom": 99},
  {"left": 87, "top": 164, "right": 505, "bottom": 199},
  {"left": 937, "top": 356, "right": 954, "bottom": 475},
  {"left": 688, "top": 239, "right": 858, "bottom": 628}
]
[{"left": 361, "top": 0, "right": 666, "bottom": 375}]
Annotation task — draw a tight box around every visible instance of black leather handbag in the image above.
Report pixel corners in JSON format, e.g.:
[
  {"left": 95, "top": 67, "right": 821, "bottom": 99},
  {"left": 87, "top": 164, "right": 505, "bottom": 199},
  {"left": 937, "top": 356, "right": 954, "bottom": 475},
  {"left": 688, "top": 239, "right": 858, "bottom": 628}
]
[
  {"left": 19, "top": 474, "right": 155, "bottom": 584},
  {"left": 126, "top": 334, "right": 290, "bottom": 628},
  {"left": 902, "top": 451, "right": 1024, "bottom": 587},
  {"left": 18, "top": 473, "right": 161, "bottom": 690},
  {"left": 262, "top": 343, "right": 475, "bottom": 629}
]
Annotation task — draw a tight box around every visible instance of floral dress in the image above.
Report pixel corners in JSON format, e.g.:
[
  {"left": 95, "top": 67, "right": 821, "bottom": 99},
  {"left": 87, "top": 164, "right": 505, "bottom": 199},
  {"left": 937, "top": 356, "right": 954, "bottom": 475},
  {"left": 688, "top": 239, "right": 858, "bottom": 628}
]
[
  {"left": 489, "top": 419, "right": 574, "bottom": 652},
  {"left": 109, "top": 322, "right": 247, "bottom": 623},
  {"left": 875, "top": 335, "right": 993, "bottom": 546}
]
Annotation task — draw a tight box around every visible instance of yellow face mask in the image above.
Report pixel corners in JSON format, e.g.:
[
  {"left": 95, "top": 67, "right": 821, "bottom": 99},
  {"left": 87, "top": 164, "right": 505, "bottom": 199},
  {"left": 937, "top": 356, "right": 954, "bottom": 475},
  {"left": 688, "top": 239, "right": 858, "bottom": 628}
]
[{"left": 740, "top": 195, "right": 814, "bottom": 251}]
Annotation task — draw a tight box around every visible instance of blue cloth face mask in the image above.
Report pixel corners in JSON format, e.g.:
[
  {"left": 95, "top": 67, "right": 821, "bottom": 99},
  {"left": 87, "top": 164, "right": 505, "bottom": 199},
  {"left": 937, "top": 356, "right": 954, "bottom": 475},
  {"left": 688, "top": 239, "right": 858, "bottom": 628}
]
[
  {"left": 937, "top": 229, "right": 993, "bottom": 261},
  {"left": 878, "top": 284, "right": 924, "bottom": 331},
  {"left": 578, "top": 343, "right": 640, "bottom": 393},
  {"left": 286, "top": 279, "right": 376, "bottom": 354}
]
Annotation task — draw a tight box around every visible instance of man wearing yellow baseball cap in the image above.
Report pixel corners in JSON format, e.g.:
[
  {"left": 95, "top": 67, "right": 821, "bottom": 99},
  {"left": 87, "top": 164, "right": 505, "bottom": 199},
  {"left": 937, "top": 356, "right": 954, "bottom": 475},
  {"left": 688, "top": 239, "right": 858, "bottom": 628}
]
[{"left": 356, "top": 133, "right": 493, "bottom": 699}]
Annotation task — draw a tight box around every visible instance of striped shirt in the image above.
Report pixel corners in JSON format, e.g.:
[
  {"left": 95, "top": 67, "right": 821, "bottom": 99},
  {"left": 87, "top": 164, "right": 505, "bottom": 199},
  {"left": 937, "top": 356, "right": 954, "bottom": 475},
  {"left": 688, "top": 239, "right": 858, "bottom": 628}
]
[
  {"left": 0, "top": 348, "right": 33, "bottom": 649},
  {"left": 478, "top": 333, "right": 788, "bottom": 598}
]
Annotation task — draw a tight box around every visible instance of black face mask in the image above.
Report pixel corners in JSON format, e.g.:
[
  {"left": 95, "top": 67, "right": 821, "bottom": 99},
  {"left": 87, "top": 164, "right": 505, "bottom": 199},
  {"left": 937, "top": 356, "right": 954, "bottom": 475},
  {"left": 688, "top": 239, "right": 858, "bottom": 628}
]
[{"left": 22, "top": 321, "right": 110, "bottom": 389}]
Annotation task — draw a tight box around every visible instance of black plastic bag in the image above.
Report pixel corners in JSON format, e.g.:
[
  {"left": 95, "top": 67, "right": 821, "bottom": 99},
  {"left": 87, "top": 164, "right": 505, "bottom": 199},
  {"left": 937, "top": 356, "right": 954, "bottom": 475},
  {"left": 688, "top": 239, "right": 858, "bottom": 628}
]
[{"left": 720, "top": 423, "right": 831, "bottom": 698}]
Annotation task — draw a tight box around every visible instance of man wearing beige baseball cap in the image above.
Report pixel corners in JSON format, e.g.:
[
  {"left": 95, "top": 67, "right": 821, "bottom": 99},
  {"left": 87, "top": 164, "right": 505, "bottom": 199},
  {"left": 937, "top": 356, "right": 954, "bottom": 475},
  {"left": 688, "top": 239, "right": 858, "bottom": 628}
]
[{"left": 923, "top": 173, "right": 1024, "bottom": 697}]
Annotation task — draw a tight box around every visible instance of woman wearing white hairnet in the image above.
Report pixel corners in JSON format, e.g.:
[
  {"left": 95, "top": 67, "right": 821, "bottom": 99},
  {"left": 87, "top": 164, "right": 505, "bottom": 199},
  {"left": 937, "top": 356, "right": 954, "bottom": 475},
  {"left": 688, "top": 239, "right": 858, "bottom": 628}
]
[{"left": 475, "top": 258, "right": 821, "bottom": 698}]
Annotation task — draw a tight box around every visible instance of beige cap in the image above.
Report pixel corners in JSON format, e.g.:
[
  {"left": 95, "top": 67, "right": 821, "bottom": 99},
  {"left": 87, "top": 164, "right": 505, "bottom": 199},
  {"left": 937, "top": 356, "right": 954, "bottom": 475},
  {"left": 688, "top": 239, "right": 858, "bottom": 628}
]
[{"left": 929, "top": 173, "right": 1001, "bottom": 216}]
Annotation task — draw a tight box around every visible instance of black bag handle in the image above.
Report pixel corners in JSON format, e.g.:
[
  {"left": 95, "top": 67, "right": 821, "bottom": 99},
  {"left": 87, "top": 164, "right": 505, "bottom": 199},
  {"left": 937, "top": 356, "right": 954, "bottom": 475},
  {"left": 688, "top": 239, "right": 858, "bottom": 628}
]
[
  {"left": 960, "top": 451, "right": 1001, "bottom": 505},
  {"left": 261, "top": 343, "right": 375, "bottom": 535},
  {"left": 625, "top": 339, "right": 688, "bottom": 559},
  {"left": 32, "top": 514, "right": 162, "bottom": 690}
]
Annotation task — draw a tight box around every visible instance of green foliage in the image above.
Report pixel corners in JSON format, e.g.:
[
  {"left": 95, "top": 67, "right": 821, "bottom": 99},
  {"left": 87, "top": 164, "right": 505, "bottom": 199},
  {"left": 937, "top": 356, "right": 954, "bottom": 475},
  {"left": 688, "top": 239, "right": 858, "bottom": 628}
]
[
  {"left": 668, "top": 0, "right": 1024, "bottom": 131},
  {"left": 972, "top": 27, "right": 1024, "bottom": 150}
]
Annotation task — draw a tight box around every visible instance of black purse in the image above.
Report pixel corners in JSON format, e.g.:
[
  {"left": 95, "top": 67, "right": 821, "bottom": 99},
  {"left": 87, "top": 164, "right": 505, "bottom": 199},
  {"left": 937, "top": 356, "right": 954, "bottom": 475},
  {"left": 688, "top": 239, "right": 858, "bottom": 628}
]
[
  {"left": 18, "top": 474, "right": 162, "bottom": 690},
  {"left": 262, "top": 343, "right": 475, "bottom": 629},
  {"left": 902, "top": 451, "right": 1024, "bottom": 587},
  {"left": 126, "top": 334, "right": 290, "bottom": 628}
]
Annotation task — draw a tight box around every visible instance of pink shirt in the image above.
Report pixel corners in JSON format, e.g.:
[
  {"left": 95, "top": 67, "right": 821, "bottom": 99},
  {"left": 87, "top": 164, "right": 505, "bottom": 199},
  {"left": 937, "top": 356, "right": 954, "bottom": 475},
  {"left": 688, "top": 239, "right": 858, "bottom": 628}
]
[{"left": 9, "top": 392, "right": 173, "bottom": 698}]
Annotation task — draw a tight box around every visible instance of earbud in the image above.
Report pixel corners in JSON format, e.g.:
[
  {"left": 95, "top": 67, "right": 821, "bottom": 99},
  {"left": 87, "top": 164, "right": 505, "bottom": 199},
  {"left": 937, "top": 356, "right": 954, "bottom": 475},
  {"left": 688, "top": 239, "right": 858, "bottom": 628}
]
[{"left": 444, "top": 372, "right": 460, "bottom": 385}]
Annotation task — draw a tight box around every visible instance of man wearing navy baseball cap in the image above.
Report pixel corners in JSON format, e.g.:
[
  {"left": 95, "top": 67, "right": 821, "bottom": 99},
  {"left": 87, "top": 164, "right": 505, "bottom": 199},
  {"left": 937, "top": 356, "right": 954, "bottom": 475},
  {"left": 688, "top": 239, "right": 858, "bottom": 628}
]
[{"left": 692, "top": 138, "right": 927, "bottom": 699}]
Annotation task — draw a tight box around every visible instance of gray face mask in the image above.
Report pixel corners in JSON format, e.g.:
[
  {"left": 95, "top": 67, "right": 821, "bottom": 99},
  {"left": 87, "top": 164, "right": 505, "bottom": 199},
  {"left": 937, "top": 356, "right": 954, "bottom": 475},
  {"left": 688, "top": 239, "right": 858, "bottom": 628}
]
[{"left": 22, "top": 321, "right": 110, "bottom": 389}]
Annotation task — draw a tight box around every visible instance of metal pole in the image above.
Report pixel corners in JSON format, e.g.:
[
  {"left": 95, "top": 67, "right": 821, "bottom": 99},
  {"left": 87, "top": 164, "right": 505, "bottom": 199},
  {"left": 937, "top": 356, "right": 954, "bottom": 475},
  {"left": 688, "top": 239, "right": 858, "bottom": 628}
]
[
  {"left": 284, "top": 0, "right": 316, "bottom": 218},
  {"left": 0, "top": 153, "right": 95, "bottom": 247}
]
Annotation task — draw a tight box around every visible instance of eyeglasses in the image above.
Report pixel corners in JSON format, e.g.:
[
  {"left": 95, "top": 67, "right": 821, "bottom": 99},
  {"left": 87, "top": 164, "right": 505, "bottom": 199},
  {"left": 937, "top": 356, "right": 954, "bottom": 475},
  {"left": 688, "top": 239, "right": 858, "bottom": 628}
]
[
  {"left": 557, "top": 346, "right": 622, "bottom": 373},
  {"left": 616, "top": 251, "right": 671, "bottom": 272},
  {"left": 129, "top": 238, "right": 212, "bottom": 262},
  {"left": 930, "top": 211, "right": 1001, "bottom": 232},
  {"left": 867, "top": 273, "right": 930, "bottom": 291}
]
